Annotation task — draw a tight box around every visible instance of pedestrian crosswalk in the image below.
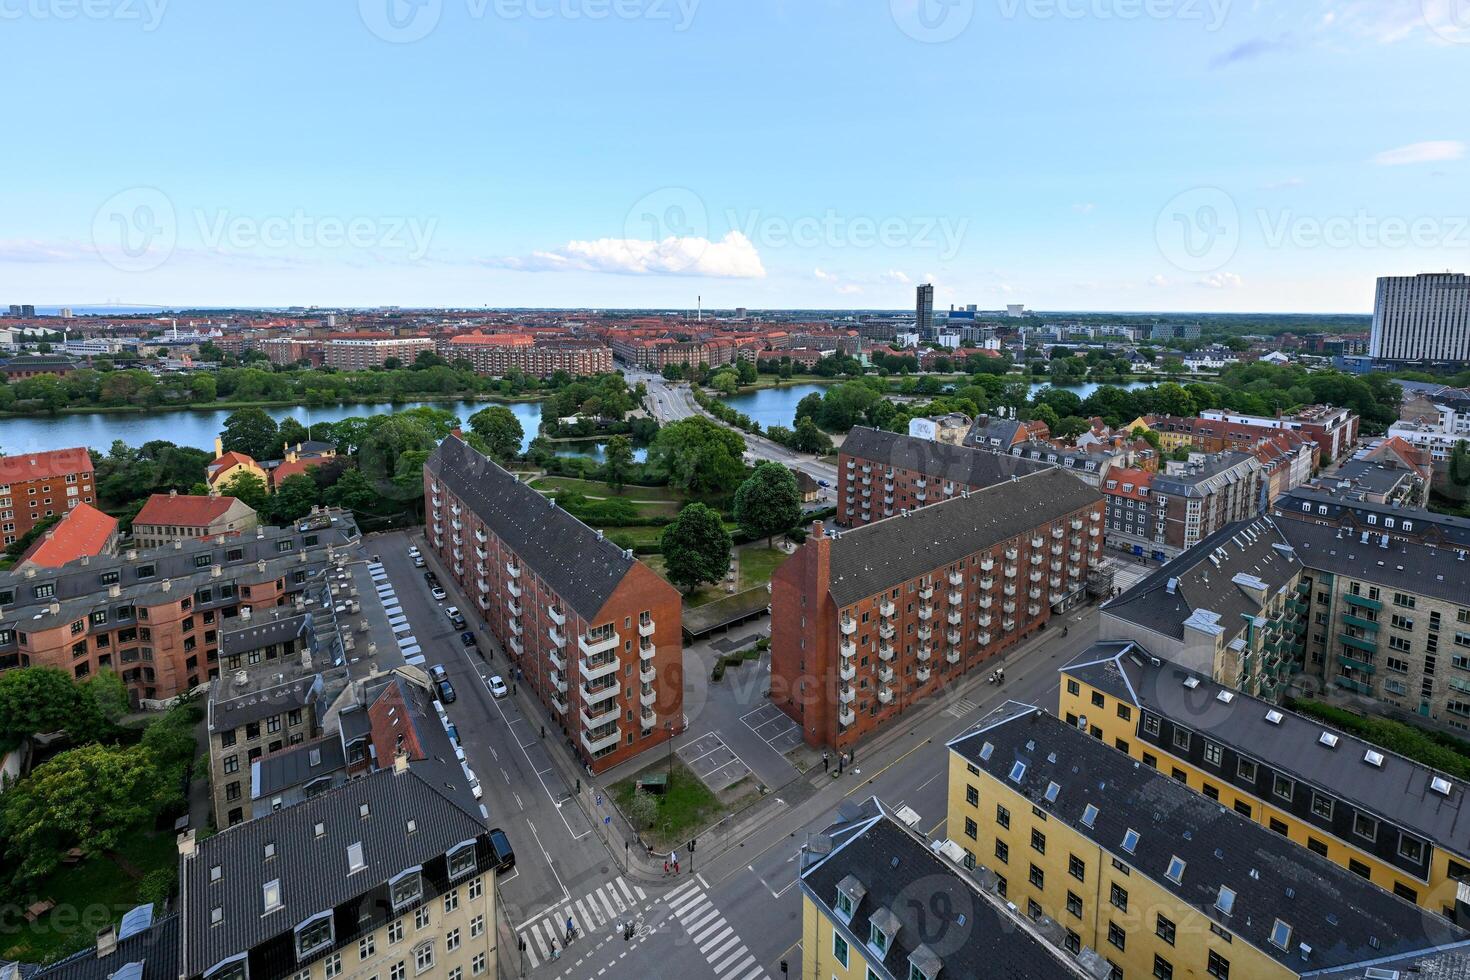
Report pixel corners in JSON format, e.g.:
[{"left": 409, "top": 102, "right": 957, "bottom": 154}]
[
  {"left": 664, "top": 880, "right": 771, "bottom": 980},
  {"left": 519, "top": 877, "right": 647, "bottom": 968},
  {"left": 943, "top": 696, "right": 978, "bottom": 718}
]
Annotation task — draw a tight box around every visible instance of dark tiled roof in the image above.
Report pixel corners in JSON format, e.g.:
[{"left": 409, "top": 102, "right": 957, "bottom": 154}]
[
  {"left": 951, "top": 703, "right": 1470, "bottom": 973},
  {"left": 209, "top": 675, "right": 322, "bottom": 733},
  {"left": 800, "top": 800, "right": 1092, "bottom": 980},
  {"left": 252, "top": 736, "right": 347, "bottom": 799},
  {"left": 1101, "top": 517, "right": 1299, "bottom": 641},
  {"left": 27, "top": 915, "right": 178, "bottom": 980},
  {"left": 841, "top": 426, "right": 1050, "bottom": 489},
  {"left": 219, "top": 611, "right": 309, "bottom": 658},
  {"left": 1057, "top": 641, "right": 1139, "bottom": 702},
  {"left": 1276, "top": 487, "right": 1470, "bottom": 548},
  {"left": 426, "top": 435, "right": 634, "bottom": 620},
  {"left": 1277, "top": 518, "right": 1470, "bottom": 607},
  {"left": 826, "top": 468, "right": 1100, "bottom": 607},
  {"left": 180, "top": 767, "right": 486, "bottom": 977},
  {"left": 1084, "top": 642, "right": 1470, "bottom": 858}
]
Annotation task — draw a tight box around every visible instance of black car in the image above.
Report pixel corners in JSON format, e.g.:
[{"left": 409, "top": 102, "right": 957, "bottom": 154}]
[
  {"left": 450, "top": 615, "right": 467, "bottom": 631},
  {"left": 424, "top": 571, "right": 439, "bottom": 585},
  {"left": 460, "top": 631, "right": 478, "bottom": 647},
  {"left": 437, "top": 679, "right": 457, "bottom": 704},
  {"left": 488, "top": 827, "right": 515, "bottom": 872}
]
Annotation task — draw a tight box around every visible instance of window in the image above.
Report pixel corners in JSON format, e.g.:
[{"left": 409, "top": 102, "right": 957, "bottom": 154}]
[
  {"left": 1349, "top": 858, "right": 1372, "bottom": 879},
  {"left": 391, "top": 871, "right": 424, "bottom": 910},
  {"left": 1029, "top": 864, "right": 1045, "bottom": 888},
  {"left": 1395, "top": 882, "right": 1420, "bottom": 903},
  {"left": 1067, "top": 679, "right": 1080, "bottom": 696},
  {"left": 1031, "top": 828, "right": 1046, "bottom": 854},
  {"left": 1354, "top": 812, "right": 1378, "bottom": 842},
  {"left": 1207, "top": 951, "right": 1230, "bottom": 979},
  {"left": 324, "top": 955, "right": 341, "bottom": 980},
  {"left": 468, "top": 878, "right": 484, "bottom": 902},
  {"left": 445, "top": 929, "right": 460, "bottom": 953},
  {"left": 448, "top": 842, "right": 478, "bottom": 881},
  {"left": 994, "top": 840, "right": 1009, "bottom": 864},
  {"left": 443, "top": 889, "right": 459, "bottom": 913},
  {"left": 996, "top": 804, "right": 1010, "bottom": 829},
  {"left": 1233, "top": 799, "right": 1252, "bottom": 818},
  {"left": 470, "top": 915, "right": 485, "bottom": 938},
  {"left": 1237, "top": 758, "right": 1257, "bottom": 782},
  {"left": 1110, "top": 883, "right": 1128, "bottom": 912},
  {"left": 966, "top": 784, "right": 979, "bottom": 806},
  {"left": 390, "top": 963, "right": 406, "bottom": 980},
  {"left": 1310, "top": 793, "right": 1334, "bottom": 821},
  {"left": 1107, "top": 921, "right": 1126, "bottom": 950},
  {"left": 388, "top": 920, "right": 404, "bottom": 944},
  {"left": 1203, "top": 742, "right": 1223, "bottom": 766},
  {"left": 1171, "top": 728, "right": 1190, "bottom": 751},
  {"left": 1156, "top": 913, "right": 1176, "bottom": 945},
  {"left": 832, "top": 933, "right": 849, "bottom": 968},
  {"left": 413, "top": 942, "right": 434, "bottom": 974},
  {"left": 295, "top": 913, "right": 334, "bottom": 959},
  {"left": 1152, "top": 955, "right": 1173, "bottom": 980},
  {"left": 1069, "top": 854, "right": 1085, "bottom": 881},
  {"left": 360, "top": 936, "right": 376, "bottom": 960},
  {"left": 965, "top": 817, "right": 978, "bottom": 840},
  {"left": 1400, "top": 836, "right": 1426, "bottom": 863},
  {"left": 1066, "top": 891, "right": 1083, "bottom": 918},
  {"left": 1272, "top": 774, "right": 1293, "bottom": 801},
  {"left": 1143, "top": 714, "right": 1160, "bottom": 736},
  {"left": 1307, "top": 837, "right": 1329, "bottom": 857},
  {"left": 1092, "top": 691, "right": 1105, "bottom": 708},
  {"left": 414, "top": 907, "right": 431, "bottom": 930}
]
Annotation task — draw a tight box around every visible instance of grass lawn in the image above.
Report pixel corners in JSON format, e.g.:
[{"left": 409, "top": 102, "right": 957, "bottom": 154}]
[
  {"left": 4, "top": 829, "right": 179, "bottom": 964},
  {"left": 611, "top": 761, "right": 726, "bottom": 851},
  {"left": 737, "top": 546, "right": 790, "bottom": 591}
]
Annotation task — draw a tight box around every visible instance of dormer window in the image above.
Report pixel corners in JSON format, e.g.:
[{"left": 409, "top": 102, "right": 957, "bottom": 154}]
[
  {"left": 868, "top": 907, "right": 900, "bottom": 959},
  {"left": 204, "top": 955, "right": 248, "bottom": 980},
  {"left": 908, "top": 945, "right": 942, "bottom": 980},
  {"left": 294, "top": 910, "right": 335, "bottom": 960},
  {"left": 390, "top": 868, "right": 424, "bottom": 910},
  {"left": 448, "top": 840, "right": 478, "bottom": 881}
]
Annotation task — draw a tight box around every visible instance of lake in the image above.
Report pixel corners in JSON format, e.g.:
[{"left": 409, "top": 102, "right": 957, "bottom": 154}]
[{"left": 0, "top": 399, "right": 545, "bottom": 457}]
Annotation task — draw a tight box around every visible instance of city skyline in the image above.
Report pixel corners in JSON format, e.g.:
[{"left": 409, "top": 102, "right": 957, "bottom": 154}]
[{"left": 3, "top": 1, "right": 1467, "bottom": 312}]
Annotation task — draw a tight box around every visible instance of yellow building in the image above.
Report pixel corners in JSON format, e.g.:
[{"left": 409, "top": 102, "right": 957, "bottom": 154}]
[
  {"left": 946, "top": 700, "right": 1470, "bottom": 980},
  {"left": 206, "top": 436, "right": 269, "bottom": 491},
  {"left": 798, "top": 797, "right": 1098, "bottom": 980},
  {"left": 1058, "top": 640, "right": 1470, "bottom": 916}
]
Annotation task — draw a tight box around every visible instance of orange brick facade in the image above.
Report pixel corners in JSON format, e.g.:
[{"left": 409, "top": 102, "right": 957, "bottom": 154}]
[{"left": 0, "top": 447, "right": 96, "bottom": 547}]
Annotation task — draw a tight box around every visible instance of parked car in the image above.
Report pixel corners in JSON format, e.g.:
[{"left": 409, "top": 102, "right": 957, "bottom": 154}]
[
  {"left": 450, "top": 615, "right": 467, "bottom": 630},
  {"left": 429, "top": 664, "right": 448, "bottom": 683},
  {"left": 413, "top": 556, "right": 426, "bottom": 568},
  {"left": 488, "top": 827, "right": 515, "bottom": 872},
  {"left": 460, "top": 631, "right": 478, "bottom": 648},
  {"left": 437, "top": 679, "right": 457, "bottom": 704},
  {"left": 487, "top": 675, "right": 508, "bottom": 699},
  {"left": 424, "top": 571, "right": 439, "bottom": 585},
  {"left": 444, "top": 605, "right": 460, "bottom": 621},
  {"left": 430, "top": 587, "right": 447, "bottom": 601},
  {"left": 817, "top": 479, "right": 830, "bottom": 488},
  {"left": 408, "top": 545, "right": 420, "bottom": 557}
]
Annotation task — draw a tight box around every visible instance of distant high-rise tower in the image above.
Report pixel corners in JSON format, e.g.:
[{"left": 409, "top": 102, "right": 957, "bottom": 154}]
[
  {"left": 1371, "top": 272, "right": 1470, "bottom": 363},
  {"left": 915, "top": 283, "right": 935, "bottom": 340}
]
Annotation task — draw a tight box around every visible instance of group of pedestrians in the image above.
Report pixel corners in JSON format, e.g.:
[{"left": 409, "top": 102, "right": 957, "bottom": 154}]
[
  {"left": 662, "top": 850, "right": 681, "bottom": 876},
  {"left": 821, "top": 748, "right": 856, "bottom": 775}
]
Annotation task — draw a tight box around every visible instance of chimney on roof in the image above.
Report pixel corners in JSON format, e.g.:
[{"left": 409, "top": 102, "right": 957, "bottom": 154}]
[
  {"left": 393, "top": 750, "right": 410, "bottom": 774},
  {"left": 169, "top": 489, "right": 177, "bottom": 497},
  {"left": 213, "top": 437, "right": 224, "bottom": 458},
  {"left": 95, "top": 925, "right": 117, "bottom": 959},
  {"left": 177, "top": 827, "right": 197, "bottom": 859}
]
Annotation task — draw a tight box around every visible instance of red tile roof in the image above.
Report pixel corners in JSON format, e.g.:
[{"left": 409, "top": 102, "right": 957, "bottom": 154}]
[
  {"left": 269, "top": 458, "right": 324, "bottom": 487},
  {"left": 18, "top": 503, "right": 117, "bottom": 569},
  {"left": 0, "top": 447, "right": 94, "bottom": 484},
  {"left": 207, "top": 451, "right": 259, "bottom": 478},
  {"left": 134, "top": 493, "right": 244, "bottom": 527},
  {"left": 1103, "top": 468, "right": 1154, "bottom": 501}
]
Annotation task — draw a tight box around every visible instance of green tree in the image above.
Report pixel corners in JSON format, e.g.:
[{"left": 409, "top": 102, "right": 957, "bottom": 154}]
[
  {"left": 659, "top": 503, "right": 732, "bottom": 593},
  {"left": 467, "top": 406, "right": 525, "bottom": 463},
  {"left": 69, "top": 670, "right": 129, "bottom": 743},
  {"left": 792, "top": 416, "right": 832, "bottom": 454},
  {"left": 710, "top": 371, "right": 740, "bottom": 396},
  {"left": 0, "top": 667, "right": 78, "bottom": 746},
  {"left": 220, "top": 471, "right": 271, "bottom": 513},
  {"left": 736, "top": 360, "right": 757, "bottom": 385},
  {"left": 648, "top": 417, "right": 747, "bottom": 496},
  {"left": 324, "top": 468, "right": 378, "bottom": 512},
  {"left": 277, "top": 417, "right": 310, "bottom": 447},
  {"left": 271, "top": 473, "right": 321, "bottom": 523},
  {"left": 3, "top": 513, "right": 61, "bottom": 561},
  {"left": 733, "top": 463, "right": 803, "bottom": 548},
  {"left": 0, "top": 743, "right": 160, "bottom": 886},
  {"left": 601, "top": 435, "right": 635, "bottom": 494},
  {"left": 222, "top": 407, "right": 280, "bottom": 460}
]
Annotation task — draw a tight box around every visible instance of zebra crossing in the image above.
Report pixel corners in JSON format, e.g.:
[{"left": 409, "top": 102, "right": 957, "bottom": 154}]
[
  {"left": 664, "top": 879, "right": 772, "bottom": 980},
  {"left": 943, "top": 696, "right": 978, "bottom": 718},
  {"left": 518, "top": 877, "right": 647, "bottom": 968}
]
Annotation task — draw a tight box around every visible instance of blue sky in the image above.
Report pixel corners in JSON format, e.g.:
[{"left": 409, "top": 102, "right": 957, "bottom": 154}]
[{"left": 2, "top": 0, "right": 1466, "bottom": 312}]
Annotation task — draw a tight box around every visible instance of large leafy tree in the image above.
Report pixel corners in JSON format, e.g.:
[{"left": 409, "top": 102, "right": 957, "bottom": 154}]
[
  {"left": 222, "top": 407, "right": 281, "bottom": 460},
  {"left": 270, "top": 473, "right": 321, "bottom": 524},
  {"left": 601, "top": 435, "right": 635, "bottom": 494},
  {"left": 220, "top": 471, "right": 270, "bottom": 513},
  {"left": 648, "top": 417, "right": 746, "bottom": 496},
  {"left": 792, "top": 416, "right": 833, "bottom": 454},
  {"left": 467, "top": 406, "right": 525, "bottom": 463},
  {"left": 733, "top": 463, "right": 802, "bottom": 548},
  {"left": 324, "top": 468, "right": 379, "bottom": 512},
  {"left": 0, "top": 667, "right": 78, "bottom": 746},
  {"left": 659, "top": 503, "right": 732, "bottom": 594}
]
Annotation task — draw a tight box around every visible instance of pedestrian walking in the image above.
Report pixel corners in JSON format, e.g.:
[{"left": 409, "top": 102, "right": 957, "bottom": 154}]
[
  {"left": 550, "top": 939, "right": 560, "bottom": 961},
  {"left": 663, "top": 859, "right": 670, "bottom": 876},
  {"left": 565, "top": 916, "right": 576, "bottom": 941},
  {"left": 822, "top": 751, "right": 829, "bottom": 773},
  {"left": 837, "top": 755, "right": 845, "bottom": 776}
]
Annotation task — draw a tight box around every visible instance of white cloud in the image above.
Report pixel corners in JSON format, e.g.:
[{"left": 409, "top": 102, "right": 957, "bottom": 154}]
[
  {"left": 1198, "top": 272, "right": 1244, "bottom": 289},
  {"left": 1148, "top": 274, "right": 1172, "bottom": 288},
  {"left": 881, "top": 269, "right": 912, "bottom": 285},
  {"left": 1372, "top": 140, "right": 1466, "bottom": 166},
  {"left": 487, "top": 232, "right": 764, "bottom": 279},
  {"left": 1072, "top": 203, "right": 1097, "bottom": 214},
  {"left": 0, "top": 239, "right": 96, "bottom": 263},
  {"left": 813, "top": 267, "right": 837, "bottom": 281}
]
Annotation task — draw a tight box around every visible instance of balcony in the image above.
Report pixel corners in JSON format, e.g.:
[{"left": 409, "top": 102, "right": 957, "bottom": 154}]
[
  {"left": 547, "top": 605, "right": 567, "bottom": 626},
  {"left": 1342, "top": 612, "right": 1379, "bottom": 631},
  {"left": 640, "top": 665, "right": 657, "bottom": 685},
  {"left": 507, "top": 597, "right": 522, "bottom": 617},
  {"left": 878, "top": 687, "right": 894, "bottom": 705},
  {"left": 841, "top": 640, "right": 857, "bottom": 659},
  {"left": 640, "top": 685, "right": 658, "bottom": 707},
  {"left": 1003, "top": 618, "right": 1017, "bottom": 631},
  {"left": 581, "top": 681, "right": 619, "bottom": 705},
  {"left": 946, "top": 629, "right": 961, "bottom": 645},
  {"left": 505, "top": 560, "right": 521, "bottom": 578},
  {"left": 1004, "top": 584, "right": 1017, "bottom": 597},
  {"left": 477, "top": 578, "right": 490, "bottom": 594},
  {"left": 839, "top": 706, "right": 856, "bottom": 728},
  {"left": 551, "top": 693, "right": 568, "bottom": 715},
  {"left": 919, "top": 585, "right": 935, "bottom": 600},
  {"left": 474, "top": 529, "right": 487, "bottom": 544},
  {"left": 581, "top": 654, "right": 620, "bottom": 681},
  {"left": 918, "top": 606, "right": 935, "bottom": 622},
  {"left": 1050, "top": 559, "right": 1063, "bottom": 572},
  {"left": 1030, "top": 554, "right": 1043, "bottom": 566},
  {"left": 948, "top": 590, "right": 963, "bottom": 606},
  {"left": 1334, "top": 676, "right": 1373, "bottom": 696},
  {"left": 452, "top": 520, "right": 463, "bottom": 533},
  {"left": 917, "top": 645, "right": 932, "bottom": 663},
  {"left": 980, "top": 557, "right": 995, "bottom": 572},
  {"left": 879, "top": 599, "right": 895, "bottom": 619},
  {"left": 978, "top": 613, "right": 992, "bottom": 627},
  {"left": 980, "top": 595, "right": 994, "bottom": 609},
  {"left": 878, "top": 644, "right": 895, "bottom": 662},
  {"left": 1003, "top": 601, "right": 1017, "bottom": 615},
  {"left": 549, "top": 626, "right": 567, "bottom": 648},
  {"left": 1049, "top": 577, "right": 1063, "bottom": 590},
  {"left": 1031, "top": 537, "right": 1044, "bottom": 549},
  {"left": 475, "top": 547, "right": 488, "bottom": 562},
  {"left": 1004, "top": 567, "right": 1018, "bottom": 579},
  {"left": 840, "top": 661, "right": 856, "bottom": 682},
  {"left": 839, "top": 685, "right": 856, "bottom": 704},
  {"left": 1091, "top": 511, "right": 1102, "bottom": 522},
  {"left": 1069, "top": 552, "right": 1082, "bottom": 564},
  {"left": 1339, "top": 633, "right": 1378, "bottom": 654},
  {"left": 947, "top": 610, "right": 962, "bottom": 626},
  {"left": 946, "top": 647, "right": 961, "bottom": 665},
  {"left": 581, "top": 727, "right": 620, "bottom": 755},
  {"left": 1053, "top": 526, "right": 1065, "bottom": 539},
  {"left": 549, "top": 647, "right": 567, "bottom": 671},
  {"left": 550, "top": 670, "right": 569, "bottom": 694},
  {"left": 509, "top": 618, "right": 523, "bottom": 637},
  {"left": 477, "top": 595, "right": 489, "bottom": 611},
  {"left": 1030, "top": 571, "right": 1043, "bottom": 583},
  {"left": 580, "top": 630, "right": 619, "bottom": 656},
  {"left": 1028, "top": 604, "right": 1041, "bottom": 617},
  {"left": 639, "top": 617, "right": 656, "bottom": 638},
  {"left": 916, "top": 479, "right": 929, "bottom": 490},
  {"left": 948, "top": 571, "right": 964, "bottom": 587},
  {"left": 1051, "top": 593, "right": 1068, "bottom": 606},
  {"left": 1072, "top": 518, "right": 1084, "bottom": 531},
  {"left": 1005, "top": 548, "right": 1019, "bottom": 562},
  {"left": 879, "top": 623, "right": 896, "bottom": 641},
  {"left": 917, "top": 667, "right": 932, "bottom": 684},
  {"left": 841, "top": 617, "right": 857, "bottom": 636},
  {"left": 1051, "top": 545, "right": 1064, "bottom": 557},
  {"left": 1069, "top": 565, "right": 1082, "bottom": 578},
  {"left": 507, "top": 580, "right": 523, "bottom": 599},
  {"left": 641, "top": 706, "right": 657, "bottom": 730},
  {"left": 582, "top": 703, "right": 621, "bottom": 729},
  {"left": 878, "top": 665, "right": 894, "bottom": 684},
  {"left": 1089, "top": 527, "right": 1101, "bottom": 538},
  {"left": 1029, "top": 588, "right": 1042, "bottom": 600},
  {"left": 980, "top": 577, "right": 995, "bottom": 590},
  {"left": 979, "top": 632, "right": 993, "bottom": 646},
  {"left": 918, "top": 626, "right": 933, "bottom": 642},
  {"left": 639, "top": 639, "right": 655, "bottom": 662}
]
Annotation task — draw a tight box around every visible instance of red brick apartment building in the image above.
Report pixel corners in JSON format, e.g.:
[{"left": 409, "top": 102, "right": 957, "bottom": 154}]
[
  {"left": 440, "top": 333, "right": 614, "bottom": 377},
  {"left": 424, "top": 435, "right": 683, "bottom": 773},
  {"left": 836, "top": 427, "right": 1054, "bottom": 527},
  {"left": 0, "top": 511, "right": 360, "bottom": 704},
  {"left": 322, "top": 334, "right": 434, "bottom": 369},
  {"left": 0, "top": 447, "right": 97, "bottom": 547},
  {"left": 1198, "top": 405, "right": 1359, "bottom": 462},
  {"left": 770, "top": 468, "right": 1103, "bottom": 751}
]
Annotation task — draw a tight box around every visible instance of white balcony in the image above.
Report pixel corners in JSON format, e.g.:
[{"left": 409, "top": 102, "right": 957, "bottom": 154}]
[
  {"left": 1050, "top": 560, "right": 1063, "bottom": 573},
  {"left": 948, "top": 571, "right": 963, "bottom": 587},
  {"left": 1051, "top": 593, "right": 1068, "bottom": 605},
  {"left": 946, "top": 648, "right": 961, "bottom": 665},
  {"left": 879, "top": 623, "right": 896, "bottom": 641},
  {"left": 507, "top": 580, "right": 523, "bottom": 599},
  {"left": 917, "top": 646, "right": 932, "bottom": 663},
  {"left": 477, "top": 595, "right": 490, "bottom": 611},
  {"left": 452, "top": 565, "right": 463, "bottom": 577},
  {"left": 1004, "top": 584, "right": 1017, "bottom": 597},
  {"left": 475, "top": 529, "right": 487, "bottom": 543},
  {"left": 1030, "top": 571, "right": 1043, "bottom": 583},
  {"left": 581, "top": 655, "right": 620, "bottom": 681},
  {"left": 1004, "top": 567, "right": 1017, "bottom": 579},
  {"left": 919, "top": 606, "right": 934, "bottom": 622},
  {"left": 1053, "top": 526, "right": 1065, "bottom": 539},
  {"left": 1091, "top": 511, "right": 1102, "bottom": 522},
  {"left": 551, "top": 694, "right": 568, "bottom": 715},
  {"left": 549, "top": 648, "right": 567, "bottom": 672},
  {"left": 1030, "top": 554, "right": 1043, "bottom": 566},
  {"left": 1090, "top": 527, "right": 1101, "bottom": 537},
  {"left": 640, "top": 686, "right": 658, "bottom": 707},
  {"left": 1003, "top": 601, "right": 1017, "bottom": 614},
  {"left": 1051, "top": 544, "right": 1064, "bottom": 556},
  {"left": 878, "top": 687, "right": 894, "bottom": 705},
  {"left": 1003, "top": 619, "right": 1016, "bottom": 631},
  {"left": 1028, "top": 604, "right": 1042, "bottom": 616},
  {"left": 1069, "top": 565, "right": 1083, "bottom": 577},
  {"left": 639, "top": 640, "right": 655, "bottom": 662},
  {"left": 946, "top": 629, "right": 961, "bottom": 646},
  {"left": 582, "top": 703, "right": 620, "bottom": 729},
  {"left": 947, "top": 610, "right": 962, "bottom": 626},
  {"left": 1069, "top": 552, "right": 1082, "bottom": 564},
  {"left": 879, "top": 644, "right": 895, "bottom": 662},
  {"left": 475, "top": 547, "right": 488, "bottom": 561},
  {"left": 916, "top": 493, "right": 928, "bottom": 503},
  {"left": 979, "top": 632, "right": 992, "bottom": 646},
  {"left": 508, "top": 598, "right": 522, "bottom": 617},
  {"left": 841, "top": 617, "right": 857, "bottom": 636},
  {"left": 919, "top": 585, "right": 934, "bottom": 600},
  {"left": 840, "top": 661, "right": 856, "bottom": 682},
  {"left": 841, "top": 640, "right": 857, "bottom": 660},
  {"left": 839, "top": 685, "right": 856, "bottom": 704},
  {"left": 477, "top": 578, "right": 490, "bottom": 594},
  {"left": 547, "top": 605, "right": 567, "bottom": 626},
  {"left": 505, "top": 560, "right": 521, "bottom": 578},
  {"left": 839, "top": 706, "right": 856, "bottom": 728},
  {"left": 639, "top": 617, "right": 656, "bottom": 637},
  {"left": 641, "top": 706, "right": 657, "bottom": 730},
  {"left": 1072, "top": 518, "right": 1084, "bottom": 531},
  {"left": 878, "top": 664, "right": 894, "bottom": 683},
  {"left": 508, "top": 636, "right": 523, "bottom": 656},
  {"left": 550, "top": 671, "right": 569, "bottom": 694},
  {"left": 549, "top": 626, "right": 567, "bottom": 648},
  {"left": 980, "top": 595, "right": 994, "bottom": 609},
  {"left": 1030, "top": 537, "right": 1044, "bottom": 549},
  {"left": 980, "top": 577, "right": 995, "bottom": 590},
  {"left": 1050, "top": 577, "right": 1063, "bottom": 590},
  {"left": 509, "top": 618, "right": 523, "bottom": 636},
  {"left": 581, "top": 727, "right": 620, "bottom": 755},
  {"left": 917, "top": 667, "right": 931, "bottom": 684},
  {"left": 979, "top": 614, "right": 992, "bottom": 627},
  {"left": 1005, "top": 548, "right": 1019, "bottom": 562},
  {"left": 580, "top": 631, "right": 619, "bottom": 657},
  {"left": 581, "top": 681, "right": 619, "bottom": 705},
  {"left": 452, "top": 520, "right": 463, "bottom": 532},
  {"left": 980, "top": 558, "right": 995, "bottom": 572},
  {"left": 918, "top": 626, "right": 933, "bottom": 642},
  {"left": 879, "top": 599, "right": 895, "bottom": 618},
  {"left": 1029, "top": 588, "right": 1042, "bottom": 600},
  {"left": 640, "top": 665, "right": 656, "bottom": 685}
]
